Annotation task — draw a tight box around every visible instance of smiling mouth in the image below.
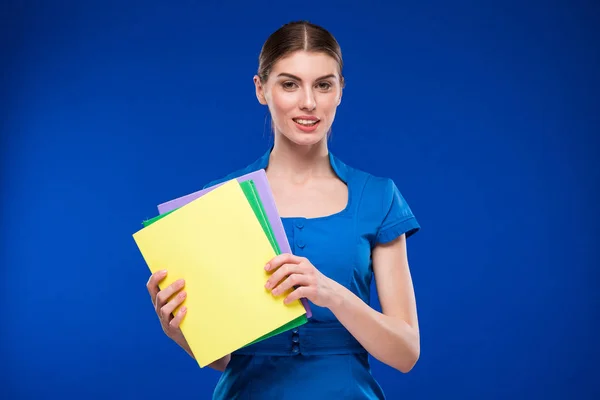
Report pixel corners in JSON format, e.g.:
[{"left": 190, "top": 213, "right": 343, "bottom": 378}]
[{"left": 292, "top": 118, "right": 320, "bottom": 127}]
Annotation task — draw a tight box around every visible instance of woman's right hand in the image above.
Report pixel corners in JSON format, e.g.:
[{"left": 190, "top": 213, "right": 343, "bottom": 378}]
[
  {"left": 146, "top": 269, "right": 192, "bottom": 355},
  {"left": 146, "top": 269, "right": 231, "bottom": 371}
]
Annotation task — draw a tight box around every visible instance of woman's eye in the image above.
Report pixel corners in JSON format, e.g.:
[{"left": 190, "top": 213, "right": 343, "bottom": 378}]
[
  {"left": 282, "top": 81, "right": 297, "bottom": 89},
  {"left": 317, "top": 82, "right": 332, "bottom": 90}
]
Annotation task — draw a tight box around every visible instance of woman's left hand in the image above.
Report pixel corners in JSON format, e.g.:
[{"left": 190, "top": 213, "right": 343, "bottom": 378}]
[{"left": 264, "top": 253, "right": 339, "bottom": 309}]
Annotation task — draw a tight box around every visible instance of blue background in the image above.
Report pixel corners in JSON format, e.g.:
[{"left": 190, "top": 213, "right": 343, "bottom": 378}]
[{"left": 1, "top": 1, "right": 598, "bottom": 399}]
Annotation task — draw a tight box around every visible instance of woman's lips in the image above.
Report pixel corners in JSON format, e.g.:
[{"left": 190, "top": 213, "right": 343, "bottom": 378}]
[{"left": 292, "top": 117, "right": 320, "bottom": 133}]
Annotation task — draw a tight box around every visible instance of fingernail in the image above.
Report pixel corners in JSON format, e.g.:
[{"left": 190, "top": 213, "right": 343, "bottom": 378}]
[
  {"left": 265, "top": 263, "right": 271, "bottom": 271},
  {"left": 181, "top": 306, "right": 187, "bottom": 313}
]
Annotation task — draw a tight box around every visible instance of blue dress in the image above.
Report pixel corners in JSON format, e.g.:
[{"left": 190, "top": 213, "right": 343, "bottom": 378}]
[{"left": 203, "top": 147, "right": 420, "bottom": 399}]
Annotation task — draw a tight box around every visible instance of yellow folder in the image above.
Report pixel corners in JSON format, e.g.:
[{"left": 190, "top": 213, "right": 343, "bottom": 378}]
[{"left": 132, "top": 179, "right": 306, "bottom": 367}]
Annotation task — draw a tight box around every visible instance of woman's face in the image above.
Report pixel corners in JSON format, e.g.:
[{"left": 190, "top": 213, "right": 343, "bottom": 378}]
[{"left": 254, "top": 51, "right": 343, "bottom": 147}]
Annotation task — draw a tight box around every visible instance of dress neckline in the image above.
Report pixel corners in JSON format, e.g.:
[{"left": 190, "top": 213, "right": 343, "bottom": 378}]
[{"left": 250, "top": 145, "right": 353, "bottom": 222}]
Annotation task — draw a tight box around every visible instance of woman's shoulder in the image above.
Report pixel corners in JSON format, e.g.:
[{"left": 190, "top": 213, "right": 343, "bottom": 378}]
[
  {"left": 340, "top": 158, "right": 420, "bottom": 241},
  {"left": 330, "top": 152, "right": 401, "bottom": 195},
  {"left": 340, "top": 158, "right": 407, "bottom": 206},
  {"left": 202, "top": 168, "right": 248, "bottom": 189},
  {"left": 202, "top": 148, "right": 272, "bottom": 189},
  {"left": 202, "top": 161, "right": 262, "bottom": 190}
]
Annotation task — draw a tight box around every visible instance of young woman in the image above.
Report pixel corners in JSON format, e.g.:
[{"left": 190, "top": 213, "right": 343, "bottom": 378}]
[{"left": 146, "top": 21, "right": 421, "bottom": 399}]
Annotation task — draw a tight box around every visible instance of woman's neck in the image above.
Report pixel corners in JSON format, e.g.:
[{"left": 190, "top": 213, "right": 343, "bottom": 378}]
[{"left": 266, "top": 134, "right": 332, "bottom": 184}]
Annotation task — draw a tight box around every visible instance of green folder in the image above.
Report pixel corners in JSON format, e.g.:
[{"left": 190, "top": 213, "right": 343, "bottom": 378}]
[{"left": 142, "top": 179, "right": 307, "bottom": 347}]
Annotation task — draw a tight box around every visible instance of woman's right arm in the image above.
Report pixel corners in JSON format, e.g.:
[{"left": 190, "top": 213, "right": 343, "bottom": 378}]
[{"left": 146, "top": 270, "right": 231, "bottom": 372}]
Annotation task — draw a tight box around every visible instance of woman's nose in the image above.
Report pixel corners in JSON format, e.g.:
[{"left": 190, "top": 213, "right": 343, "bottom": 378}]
[{"left": 299, "top": 89, "right": 316, "bottom": 111}]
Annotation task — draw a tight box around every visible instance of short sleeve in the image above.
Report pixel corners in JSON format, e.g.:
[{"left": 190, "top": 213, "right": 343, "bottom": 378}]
[{"left": 375, "top": 178, "right": 420, "bottom": 244}]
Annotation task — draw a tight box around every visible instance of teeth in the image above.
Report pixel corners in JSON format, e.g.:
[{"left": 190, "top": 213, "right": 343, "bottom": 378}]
[{"left": 295, "top": 119, "right": 318, "bottom": 126}]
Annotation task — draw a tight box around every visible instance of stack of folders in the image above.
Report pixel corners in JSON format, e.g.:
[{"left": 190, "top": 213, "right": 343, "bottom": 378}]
[{"left": 132, "top": 169, "right": 312, "bottom": 368}]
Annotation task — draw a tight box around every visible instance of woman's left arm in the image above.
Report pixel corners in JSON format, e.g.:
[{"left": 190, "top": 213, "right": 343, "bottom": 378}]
[
  {"left": 265, "top": 233, "right": 420, "bottom": 373},
  {"left": 329, "top": 233, "right": 420, "bottom": 373}
]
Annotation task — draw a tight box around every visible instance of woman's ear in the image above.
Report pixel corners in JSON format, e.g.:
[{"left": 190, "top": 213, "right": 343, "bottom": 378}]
[
  {"left": 338, "top": 77, "right": 345, "bottom": 105},
  {"left": 253, "top": 75, "right": 267, "bottom": 105}
]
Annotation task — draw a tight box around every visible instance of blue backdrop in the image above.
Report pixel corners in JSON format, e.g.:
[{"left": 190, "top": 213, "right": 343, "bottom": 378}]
[{"left": 2, "top": 1, "right": 598, "bottom": 399}]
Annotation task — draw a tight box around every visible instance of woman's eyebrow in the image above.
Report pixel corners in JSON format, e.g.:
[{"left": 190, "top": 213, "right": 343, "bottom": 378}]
[{"left": 277, "top": 73, "right": 336, "bottom": 81}]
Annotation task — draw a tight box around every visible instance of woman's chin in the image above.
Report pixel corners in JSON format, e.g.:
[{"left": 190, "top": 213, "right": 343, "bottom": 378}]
[{"left": 283, "top": 130, "right": 327, "bottom": 147}]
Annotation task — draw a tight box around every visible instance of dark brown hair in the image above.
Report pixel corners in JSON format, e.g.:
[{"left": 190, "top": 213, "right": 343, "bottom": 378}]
[{"left": 257, "top": 21, "right": 345, "bottom": 87}]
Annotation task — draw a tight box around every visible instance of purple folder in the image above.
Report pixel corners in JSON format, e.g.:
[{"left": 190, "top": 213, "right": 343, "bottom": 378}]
[{"left": 157, "top": 169, "right": 312, "bottom": 318}]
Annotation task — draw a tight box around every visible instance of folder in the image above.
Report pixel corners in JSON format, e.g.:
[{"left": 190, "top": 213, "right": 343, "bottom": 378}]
[
  {"left": 146, "top": 180, "right": 280, "bottom": 259},
  {"left": 133, "top": 179, "right": 307, "bottom": 367},
  {"left": 157, "top": 169, "right": 312, "bottom": 318},
  {"left": 143, "top": 179, "right": 308, "bottom": 345}
]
